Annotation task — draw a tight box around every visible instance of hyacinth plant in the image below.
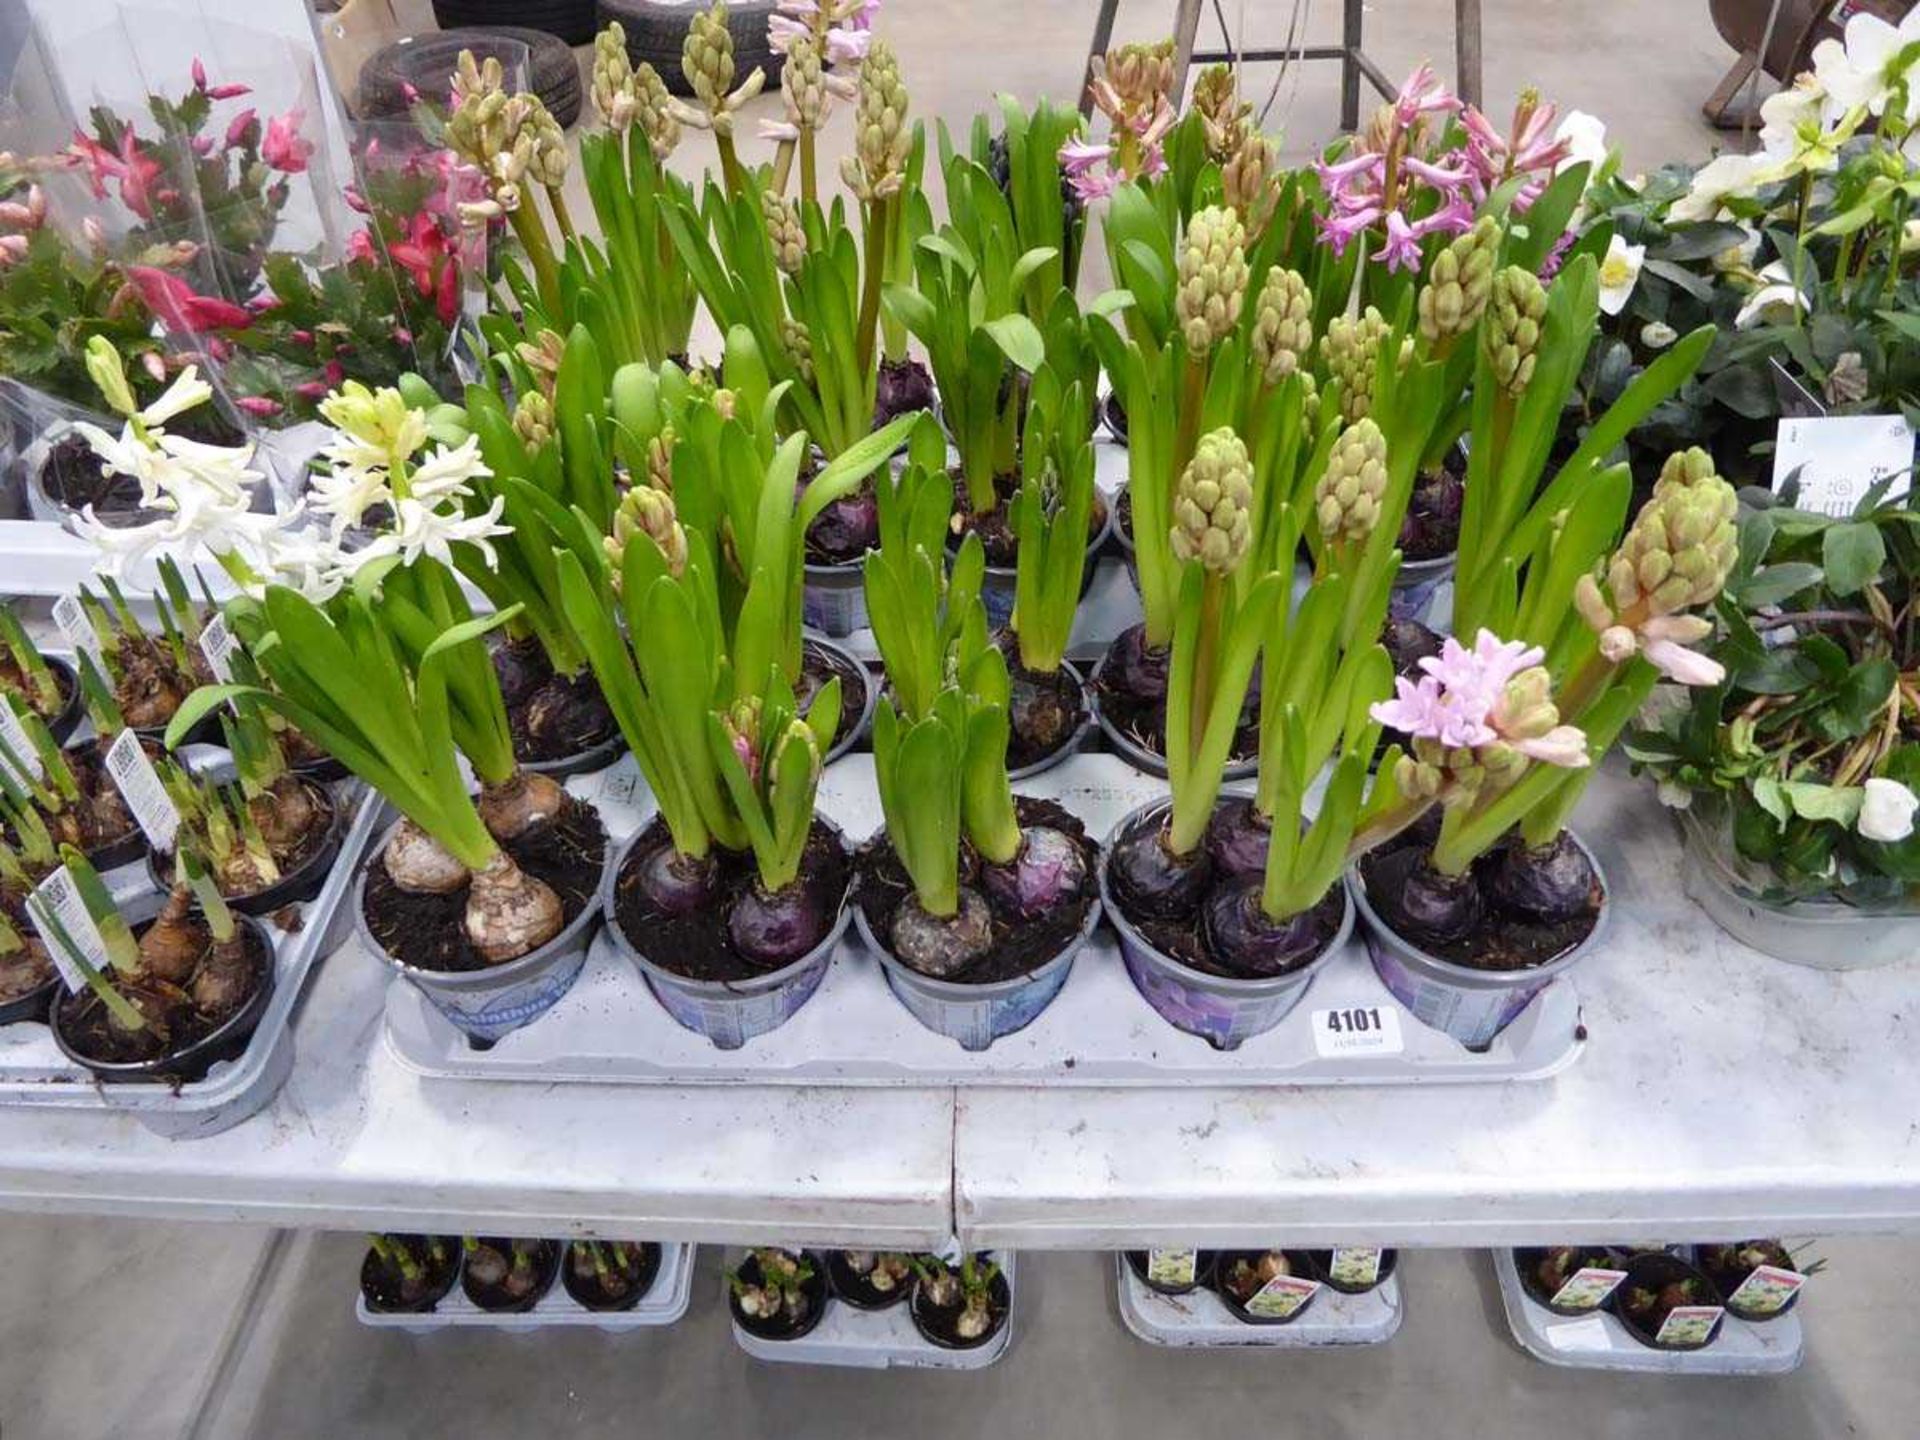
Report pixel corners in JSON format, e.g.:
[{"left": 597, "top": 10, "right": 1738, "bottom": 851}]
[
  {"left": 862, "top": 452, "right": 1090, "bottom": 975},
  {"left": 0, "top": 606, "right": 65, "bottom": 725}
]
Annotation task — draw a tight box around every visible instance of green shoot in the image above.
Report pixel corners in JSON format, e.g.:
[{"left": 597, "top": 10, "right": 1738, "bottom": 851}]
[
  {"left": 55, "top": 844, "right": 140, "bottom": 973},
  {"left": 0, "top": 605, "right": 60, "bottom": 715},
  {"left": 707, "top": 672, "right": 840, "bottom": 893},
  {"left": 1009, "top": 375, "right": 1096, "bottom": 675},
  {"left": 74, "top": 651, "right": 125, "bottom": 739},
  {"left": 871, "top": 692, "right": 966, "bottom": 919}
]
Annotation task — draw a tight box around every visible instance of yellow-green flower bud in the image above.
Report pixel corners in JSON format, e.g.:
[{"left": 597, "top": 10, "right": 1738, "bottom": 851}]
[
  {"left": 683, "top": 3, "right": 737, "bottom": 117},
  {"left": 633, "top": 62, "right": 680, "bottom": 158},
  {"left": 84, "top": 336, "right": 136, "bottom": 417},
  {"left": 780, "top": 317, "right": 815, "bottom": 386},
  {"left": 1605, "top": 449, "right": 1737, "bottom": 617},
  {"left": 1170, "top": 427, "right": 1254, "bottom": 573},
  {"left": 840, "top": 40, "right": 910, "bottom": 201},
  {"left": 1249, "top": 267, "right": 1314, "bottom": 386},
  {"left": 607, "top": 483, "right": 687, "bottom": 581},
  {"left": 522, "top": 95, "right": 569, "bottom": 187},
  {"left": 1490, "top": 667, "right": 1560, "bottom": 743},
  {"left": 763, "top": 191, "right": 806, "bottom": 275},
  {"left": 512, "top": 390, "right": 553, "bottom": 451},
  {"left": 319, "top": 381, "right": 426, "bottom": 465},
  {"left": 1323, "top": 306, "right": 1392, "bottom": 424},
  {"left": 1222, "top": 131, "right": 1278, "bottom": 235},
  {"left": 1485, "top": 265, "right": 1547, "bottom": 396},
  {"left": 1417, "top": 215, "right": 1499, "bottom": 345},
  {"left": 646, "top": 426, "right": 677, "bottom": 491},
  {"left": 783, "top": 34, "right": 829, "bottom": 131},
  {"left": 1315, "top": 418, "right": 1389, "bottom": 548},
  {"left": 591, "top": 24, "right": 636, "bottom": 130},
  {"left": 1175, "top": 205, "right": 1250, "bottom": 355}
]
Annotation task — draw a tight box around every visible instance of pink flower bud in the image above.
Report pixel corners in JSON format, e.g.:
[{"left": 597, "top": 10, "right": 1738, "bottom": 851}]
[
  {"left": 141, "top": 351, "right": 167, "bottom": 382},
  {"left": 193, "top": 57, "right": 208, "bottom": 91},
  {"left": 237, "top": 395, "right": 282, "bottom": 417}
]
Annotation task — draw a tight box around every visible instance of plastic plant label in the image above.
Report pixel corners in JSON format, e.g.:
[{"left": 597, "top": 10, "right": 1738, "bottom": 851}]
[
  {"left": 1328, "top": 1248, "right": 1384, "bottom": 1289},
  {"left": 1310, "top": 1004, "right": 1405, "bottom": 1058},
  {"left": 598, "top": 767, "right": 641, "bottom": 809},
  {"left": 1545, "top": 1314, "right": 1613, "bottom": 1353},
  {"left": 1771, "top": 414, "right": 1914, "bottom": 517},
  {"left": 1654, "top": 1305, "right": 1725, "bottom": 1347},
  {"left": 103, "top": 728, "right": 179, "bottom": 852},
  {"left": 1243, "top": 1273, "right": 1319, "bottom": 1321},
  {"left": 198, "top": 613, "right": 240, "bottom": 684},
  {"left": 0, "top": 699, "right": 42, "bottom": 785},
  {"left": 1724, "top": 1265, "right": 1805, "bottom": 1316},
  {"left": 51, "top": 593, "right": 101, "bottom": 662},
  {"left": 1144, "top": 1250, "right": 1198, "bottom": 1288},
  {"left": 26, "top": 866, "right": 111, "bottom": 993},
  {"left": 1547, "top": 1267, "right": 1628, "bottom": 1311}
]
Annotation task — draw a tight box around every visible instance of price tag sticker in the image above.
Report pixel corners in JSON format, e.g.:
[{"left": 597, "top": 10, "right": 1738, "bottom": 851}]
[
  {"left": 1244, "top": 1273, "right": 1320, "bottom": 1321},
  {"left": 26, "top": 866, "right": 111, "bottom": 992},
  {"left": 51, "top": 593, "right": 100, "bottom": 662},
  {"left": 1654, "top": 1305, "right": 1726, "bottom": 1348},
  {"left": 1545, "top": 1314, "right": 1613, "bottom": 1353},
  {"left": 1144, "top": 1249, "right": 1198, "bottom": 1288},
  {"left": 0, "top": 697, "right": 43, "bottom": 785},
  {"left": 1772, "top": 414, "right": 1915, "bottom": 517},
  {"left": 1328, "top": 1247, "right": 1384, "bottom": 1290},
  {"left": 198, "top": 613, "right": 240, "bottom": 683},
  {"left": 103, "top": 729, "right": 179, "bottom": 852},
  {"left": 1724, "top": 1265, "right": 1805, "bottom": 1317},
  {"left": 1547, "top": 1267, "right": 1628, "bottom": 1311},
  {"left": 1311, "top": 1004, "right": 1405, "bottom": 1059}
]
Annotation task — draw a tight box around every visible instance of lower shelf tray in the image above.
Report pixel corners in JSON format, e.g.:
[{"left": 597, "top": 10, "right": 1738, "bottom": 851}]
[
  {"left": 730, "top": 1252, "right": 1015, "bottom": 1370},
  {"left": 355, "top": 1242, "right": 695, "bottom": 1334},
  {"left": 1492, "top": 1251, "right": 1803, "bottom": 1375},
  {"left": 1116, "top": 1256, "right": 1403, "bottom": 1348}
]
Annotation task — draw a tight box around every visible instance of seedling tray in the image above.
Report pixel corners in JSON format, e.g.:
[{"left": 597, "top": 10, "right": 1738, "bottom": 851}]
[
  {"left": 1115, "top": 1254, "right": 1402, "bottom": 1348},
  {"left": 729, "top": 1251, "right": 1015, "bottom": 1369},
  {"left": 383, "top": 756, "right": 1583, "bottom": 1088},
  {"left": 1492, "top": 1250, "right": 1803, "bottom": 1375},
  {"left": 355, "top": 1242, "right": 695, "bottom": 1334}
]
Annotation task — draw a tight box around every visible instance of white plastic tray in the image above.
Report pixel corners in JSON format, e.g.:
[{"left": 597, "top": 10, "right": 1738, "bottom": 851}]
[
  {"left": 1115, "top": 1255, "right": 1403, "bottom": 1348},
  {"left": 1492, "top": 1250, "right": 1803, "bottom": 1375},
  {"left": 383, "top": 755, "right": 1583, "bottom": 1088},
  {"left": 730, "top": 1252, "right": 1015, "bottom": 1369},
  {"left": 355, "top": 1242, "right": 695, "bottom": 1334},
  {"left": 0, "top": 781, "right": 386, "bottom": 1136}
]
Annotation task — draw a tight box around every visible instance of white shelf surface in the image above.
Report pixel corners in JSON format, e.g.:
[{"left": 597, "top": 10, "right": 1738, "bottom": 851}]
[
  {"left": 953, "top": 764, "right": 1920, "bottom": 1249},
  {"left": 0, "top": 924, "right": 957, "bottom": 1244}
]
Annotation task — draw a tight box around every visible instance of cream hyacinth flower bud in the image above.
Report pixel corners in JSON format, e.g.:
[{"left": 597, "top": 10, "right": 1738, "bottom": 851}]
[
  {"left": 1485, "top": 265, "right": 1548, "bottom": 396},
  {"left": 646, "top": 426, "right": 677, "bottom": 491},
  {"left": 1417, "top": 215, "right": 1499, "bottom": 344},
  {"left": 1249, "top": 267, "right": 1314, "bottom": 386},
  {"left": 633, "top": 63, "right": 681, "bottom": 158},
  {"left": 780, "top": 317, "right": 815, "bottom": 386},
  {"left": 1192, "top": 63, "right": 1250, "bottom": 160},
  {"left": 763, "top": 191, "right": 807, "bottom": 274},
  {"left": 841, "top": 40, "right": 910, "bottom": 200},
  {"left": 1176, "top": 205, "right": 1250, "bottom": 355},
  {"left": 591, "top": 25, "right": 636, "bottom": 129},
  {"left": 1316, "top": 418, "right": 1389, "bottom": 548},
  {"left": 1323, "top": 306, "right": 1393, "bottom": 424},
  {"left": 1170, "top": 427, "right": 1254, "bottom": 573},
  {"left": 683, "top": 3, "right": 737, "bottom": 117},
  {"left": 784, "top": 34, "right": 829, "bottom": 131},
  {"left": 1106, "top": 40, "right": 1175, "bottom": 111},
  {"left": 512, "top": 391, "right": 554, "bottom": 451},
  {"left": 523, "top": 95, "right": 569, "bottom": 187},
  {"left": 1607, "top": 448, "right": 1738, "bottom": 617},
  {"left": 607, "top": 484, "right": 688, "bottom": 581},
  {"left": 1222, "top": 131, "right": 1278, "bottom": 235}
]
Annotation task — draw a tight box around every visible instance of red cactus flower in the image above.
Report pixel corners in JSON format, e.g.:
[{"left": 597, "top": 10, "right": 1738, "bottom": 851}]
[
  {"left": 261, "top": 110, "right": 313, "bottom": 174},
  {"left": 127, "top": 265, "right": 254, "bottom": 334}
]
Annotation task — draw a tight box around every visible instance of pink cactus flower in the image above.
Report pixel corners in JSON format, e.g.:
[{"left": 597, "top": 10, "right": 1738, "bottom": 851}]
[
  {"left": 127, "top": 265, "right": 254, "bottom": 333},
  {"left": 260, "top": 110, "right": 313, "bottom": 174},
  {"left": 237, "top": 395, "right": 282, "bottom": 418}
]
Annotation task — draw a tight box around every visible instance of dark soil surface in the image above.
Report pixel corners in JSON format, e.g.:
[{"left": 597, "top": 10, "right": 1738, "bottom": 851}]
[
  {"left": 950, "top": 471, "right": 1108, "bottom": 568},
  {"left": 853, "top": 795, "right": 1096, "bottom": 985},
  {"left": 1004, "top": 655, "right": 1086, "bottom": 771},
  {"left": 461, "top": 1238, "right": 560, "bottom": 1312},
  {"left": 562, "top": 1240, "right": 661, "bottom": 1311},
  {"left": 491, "top": 638, "right": 618, "bottom": 765},
  {"left": 360, "top": 1235, "right": 461, "bottom": 1313},
  {"left": 1359, "top": 843, "right": 1600, "bottom": 971},
  {"left": 57, "top": 918, "right": 267, "bottom": 1066},
  {"left": 362, "top": 796, "right": 606, "bottom": 973},
  {"left": 613, "top": 816, "right": 848, "bottom": 983},
  {"left": 41, "top": 434, "right": 152, "bottom": 523}
]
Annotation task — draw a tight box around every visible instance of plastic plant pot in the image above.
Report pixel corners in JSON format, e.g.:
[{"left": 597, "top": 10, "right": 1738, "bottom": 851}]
[
  {"left": 360, "top": 1236, "right": 463, "bottom": 1315},
  {"left": 1612, "top": 1252, "right": 1726, "bottom": 1352},
  {"left": 976, "top": 502, "right": 1113, "bottom": 630},
  {"left": 1514, "top": 1246, "right": 1628, "bottom": 1316},
  {"left": 1124, "top": 1249, "right": 1217, "bottom": 1297},
  {"left": 1696, "top": 1243, "right": 1805, "bottom": 1323},
  {"left": 825, "top": 1251, "right": 914, "bottom": 1311},
  {"left": 0, "top": 966, "right": 59, "bottom": 1028},
  {"left": 601, "top": 819, "right": 851, "bottom": 1052},
  {"left": 806, "top": 635, "right": 876, "bottom": 764},
  {"left": 146, "top": 781, "right": 344, "bottom": 917},
  {"left": 353, "top": 813, "right": 611, "bottom": 1048},
  {"left": 1212, "top": 1250, "right": 1325, "bottom": 1326},
  {"left": 1100, "top": 795, "right": 1349, "bottom": 1052},
  {"left": 1089, "top": 642, "right": 1257, "bottom": 783},
  {"left": 729, "top": 1250, "right": 830, "bottom": 1341},
  {"left": 802, "top": 560, "right": 868, "bottom": 638},
  {"left": 40, "top": 655, "right": 83, "bottom": 745},
  {"left": 48, "top": 913, "right": 276, "bottom": 1085},
  {"left": 853, "top": 877, "right": 1100, "bottom": 1053},
  {"left": 1386, "top": 552, "right": 1455, "bottom": 626},
  {"left": 1005, "top": 659, "right": 1094, "bottom": 782},
  {"left": 908, "top": 1259, "right": 1012, "bottom": 1351},
  {"left": 561, "top": 1241, "right": 662, "bottom": 1313},
  {"left": 461, "top": 1238, "right": 561, "bottom": 1314},
  {"left": 522, "top": 728, "right": 628, "bottom": 781},
  {"left": 1305, "top": 1248, "right": 1399, "bottom": 1295},
  {"left": 1348, "top": 831, "right": 1609, "bottom": 1052}
]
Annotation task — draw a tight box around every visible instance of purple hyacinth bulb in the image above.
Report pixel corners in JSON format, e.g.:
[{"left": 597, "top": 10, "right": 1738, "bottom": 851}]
[
  {"left": 633, "top": 842, "right": 719, "bottom": 916},
  {"left": 1398, "top": 465, "right": 1464, "bottom": 560},
  {"left": 1202, "top": 878, "right": 1326, "bottom": 976},
  {"left": 1109, "top": 824, "right": 1212, "bottom": 919},
  {"left": 1382, "top": 851, "right": 1482, "bottom": 944},
  {"left": 808, "top": 489, "right": 880, "bottom": 560},
  {"left": 979, "top": 826, "right": 1088, "bottom": 919},
  {"left": 1205, "top": 796, "right": 1271, "bottom": 881},
  {"left": 873, "top": 357, "right": 936, "bottom": 427},
  {"left": 1107, "top": 623, "right": 1170, "bottom": 703},
  {"left": 1485, "top": 831, "right": 1598, "bottom": 924},
  {"left": 728, "top": 882, "right": 829, "bottom": 967}
]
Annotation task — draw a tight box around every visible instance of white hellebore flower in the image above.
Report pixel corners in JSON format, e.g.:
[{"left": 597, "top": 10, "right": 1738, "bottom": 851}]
[
  {"left": 1712, "top": 223, "right": 1762, "bottom": 273},
  {"left": 1671, "top": 151, "right": 1764, "bottom": 223},
  {"left": 1735, "top": 260, "right": 1811, "bottom": 330},
  {"left": 1757, "top": 75, "right": 1837, "bottom": 171},
  {"left": 1554, "top": 110, "right": 1609, "bottom": 175},
  {"left": 1597, "top": 235, "right": 1646, "bottom": 316},
  {"left": 1858, "top": 777, "right": 1919, "bottom": 843},
  {"left": 1818, "top": 9, "right": 1920, "bottom": 124}
]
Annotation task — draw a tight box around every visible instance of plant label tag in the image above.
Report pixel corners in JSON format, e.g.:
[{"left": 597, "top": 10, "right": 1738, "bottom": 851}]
[
  {"left": 198, "top": 613, "right": 239, "bottom": 684},
  {"left": 1547, "top": 1267, "right": 1628, "bottom": 1311},
  {"left": 103, "top": 729, "right": 178, "bottom": 852},
  {"left": 1545, "top": 1314, "right": 1613, "bottom": 1353},
  {"left": 1328, "top": 1248, "right": 1384, "bottom": 1289},
  {"left": 1772, "top": 414, "right": 1914, "bottom": 517},
  {"left": 599, "top": 767, "right": 640, "bottom": 809},
  {"left": 1311, "top": 1004, "right": 1404, "bottom": 1058},
  {"left": 1724, "top": 1265, "right": 1805, "bottom": 1316},
  {"left": 26, "top": 866, "right": 111, "bottom": 993},
  {"left": 1144, "top": 1250, "right": 1198, "bottom": 1288},
  {"left": 1654, "top": 1305, "right": 1725, "bottom": 1347},
  {"left": 0, "top": 699, "right": 43, "bottom": 785},
  {"left": 50, "top": 593, "right": 100, "bottom": 663},
  {"left": 1244, "top": 1273, "right": 1320, "bottom": 1321}
]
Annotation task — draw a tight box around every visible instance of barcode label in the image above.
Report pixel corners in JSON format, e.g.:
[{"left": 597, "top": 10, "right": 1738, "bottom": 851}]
[
  {"left": 199, "top": 613, "right": 240, "bottom": 683},
  {"left": 104, "top": 729, "right": 179, "bottom": 851},
  {"left": 27, "top": 866, "right": 111, "bottom": 992},
  {"left": 51, "top": 594, "right": 100, "bottom": 661}
]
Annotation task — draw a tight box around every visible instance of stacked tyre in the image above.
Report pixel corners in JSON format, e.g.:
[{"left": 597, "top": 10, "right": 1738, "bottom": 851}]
[
  {"left": 431, "top": 0, "right": 598, "bottom": 45},
  {"left": 358, "top": 27, "right": 583, "bottom": 127},
  {"left": 596, "top": 0, "right": 784, "bottom": 96}
]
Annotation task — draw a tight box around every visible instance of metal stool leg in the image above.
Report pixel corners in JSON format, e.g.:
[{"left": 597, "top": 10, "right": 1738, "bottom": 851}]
[
  {"left": 1456, "top": 0, "right": 1483, "bottom": 108},
  {"left": 1341, "top": 0, "right": 1364, "bottom": 131},
  {"left": 1169, "top": 0, "right": 1205, "bottom": 105},
  {"left": 1080, "top": 0, "right": 1120, "bottom": 116}
]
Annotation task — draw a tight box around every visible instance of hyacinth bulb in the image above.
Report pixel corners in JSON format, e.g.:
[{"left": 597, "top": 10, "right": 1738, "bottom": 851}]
[
  {"left": 1109, "top": 823, "right": 1213, "bottom": 919},
  {"left": 1205, "top": 796, "right": 1272, "bottom": 881},
  {"left": 524, "top": 671, "right": 615, "bottom": 756},
  {"left": 729, "top": 882, "right": 830, "bottom": 968},
  {"left": 889, "top": 887, "right": 994, "bottom": 977},
  {"left": 477, "top": 770, "right": 568, "bottom": 841},
  {"left": 1202, "top": 878, "right": 1325, "bottom": 976},
  {"left": 1107, "top": 623, "right": 1170, "bottom": 702},
  {"left": 1377, "top": 851, "right": 1482, "bottom": 944},
  {"left": 809, "top": 487, "right": 880, "bottom": 560},
  {"left": 383, "top": 819, "right": 472, "bottom": 895},
  {"left": 633, "top": 840, "right": 720, "bottom": 916},
  {"left": 465, "top": 853, "right": 565, "bottom": 964},
  {"left": 1008, "top": 669, "right": 1077, "bottom": 755},
  {"left": 979, "top": 826, "right": 1088, "bottom": 919},
  {"left": 873, "top": 358, "right": 936, "bottom": 427},
  {"left": 1485, "top": 832, "right": 1597, "bottom": 924}
]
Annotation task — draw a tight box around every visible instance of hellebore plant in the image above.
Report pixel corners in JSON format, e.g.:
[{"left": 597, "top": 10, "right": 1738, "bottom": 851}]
[{"left": 1628, "top": 482, "right": 1920, "bottom": 904}]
